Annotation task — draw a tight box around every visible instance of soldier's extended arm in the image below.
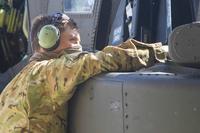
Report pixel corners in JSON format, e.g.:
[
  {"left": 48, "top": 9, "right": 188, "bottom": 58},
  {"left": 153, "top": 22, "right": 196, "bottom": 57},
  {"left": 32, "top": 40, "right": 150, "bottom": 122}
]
[
  {"left": 46, "top": 39, "right": 166, "bottom": 103},
  {"left": 76, "top": 39, "right": 166, "bottom": 83}
]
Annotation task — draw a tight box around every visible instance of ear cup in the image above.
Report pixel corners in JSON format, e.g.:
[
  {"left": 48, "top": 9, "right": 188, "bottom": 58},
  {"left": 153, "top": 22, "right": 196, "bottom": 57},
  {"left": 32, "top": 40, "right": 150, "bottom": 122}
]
[{"left": 37, "top": 24, "right": 60, "bottom": 51}]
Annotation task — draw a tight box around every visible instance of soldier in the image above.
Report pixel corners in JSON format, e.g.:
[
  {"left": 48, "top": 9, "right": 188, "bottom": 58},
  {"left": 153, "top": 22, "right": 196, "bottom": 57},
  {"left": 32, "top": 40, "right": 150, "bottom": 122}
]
[{"left": 0, "top": 13, "right": 166, "bottom": 132}]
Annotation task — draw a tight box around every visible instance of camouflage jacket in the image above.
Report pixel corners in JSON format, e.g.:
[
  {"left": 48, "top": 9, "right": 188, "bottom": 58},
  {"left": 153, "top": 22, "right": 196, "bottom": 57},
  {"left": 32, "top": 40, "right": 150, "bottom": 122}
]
[{"left": 0, "top": 39, "right": 166, "bottom": 133}]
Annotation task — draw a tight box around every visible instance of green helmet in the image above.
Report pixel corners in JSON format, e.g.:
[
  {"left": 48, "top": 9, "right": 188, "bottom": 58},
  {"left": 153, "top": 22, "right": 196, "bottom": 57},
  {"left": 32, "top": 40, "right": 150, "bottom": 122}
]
[{"left": 38, "top": 24, "right": 60, "bottom": 50}]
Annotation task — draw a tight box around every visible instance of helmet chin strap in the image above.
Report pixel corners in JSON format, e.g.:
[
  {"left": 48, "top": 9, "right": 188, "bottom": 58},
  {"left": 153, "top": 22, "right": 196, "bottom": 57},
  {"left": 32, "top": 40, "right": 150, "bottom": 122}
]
[{"left": 69, "top": 44, "right": 82, "bottom": 51}]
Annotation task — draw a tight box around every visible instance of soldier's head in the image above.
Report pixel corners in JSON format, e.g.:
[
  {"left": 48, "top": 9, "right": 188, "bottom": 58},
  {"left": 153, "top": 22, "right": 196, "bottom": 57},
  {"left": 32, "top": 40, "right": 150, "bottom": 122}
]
[{"left": 31, "top": 13, "right": 81, "bottom": 53}]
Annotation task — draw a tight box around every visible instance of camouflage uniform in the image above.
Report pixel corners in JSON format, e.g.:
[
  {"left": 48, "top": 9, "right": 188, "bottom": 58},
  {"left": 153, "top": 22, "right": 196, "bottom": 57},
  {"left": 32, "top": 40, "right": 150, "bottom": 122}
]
[{"left": 0, "top": 39, "right": 166, "bottom": 133}]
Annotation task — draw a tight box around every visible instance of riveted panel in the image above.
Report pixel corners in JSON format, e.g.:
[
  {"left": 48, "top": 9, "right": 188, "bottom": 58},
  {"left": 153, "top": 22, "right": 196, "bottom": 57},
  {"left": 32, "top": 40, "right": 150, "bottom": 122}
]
[
  {"left": 69, "top": 76, "right": 124, "bottom": 133},
  {"left": 123, "top": 72, "right": 200, "bottom": 133}
]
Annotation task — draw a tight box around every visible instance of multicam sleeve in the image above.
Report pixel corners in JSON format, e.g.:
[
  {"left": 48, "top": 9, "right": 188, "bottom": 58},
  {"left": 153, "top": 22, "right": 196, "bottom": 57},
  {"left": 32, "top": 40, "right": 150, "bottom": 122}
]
[{"left": 76, "top": 39, "right": 166, "bottom": 84}]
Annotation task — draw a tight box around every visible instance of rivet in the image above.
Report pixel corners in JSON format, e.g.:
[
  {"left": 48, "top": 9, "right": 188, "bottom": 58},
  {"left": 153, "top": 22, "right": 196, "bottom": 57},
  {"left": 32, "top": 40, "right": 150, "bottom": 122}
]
[{"left": 125, "top": 114, "right": 128, "bottom": 118}]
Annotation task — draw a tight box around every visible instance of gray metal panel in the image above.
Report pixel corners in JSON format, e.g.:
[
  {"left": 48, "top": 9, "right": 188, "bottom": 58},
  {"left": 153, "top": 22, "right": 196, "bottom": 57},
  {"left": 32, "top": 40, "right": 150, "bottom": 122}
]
[
  {"left": 168, "top": 23, "right": 200, "bottom": 65},
  {"left": 28, "top": 0, "right": 49, "bottom": 21},
  {"left": 28, "top": 0, "right": 63, "bottom": 23},
  {"left": 47, "top": 0, "right": 63, "bottom": 14},
  {"left": 69, "top": 78, "right": 124, "bottom": 133},
  {"left": 144, "top": 62, "right": 200, "bottom": 75},
  {"left": 69, "top": 63, "right": 200, "bottom": 133},
  {"left": 122, "top": 73, "right": 200, "bottom": 133}
]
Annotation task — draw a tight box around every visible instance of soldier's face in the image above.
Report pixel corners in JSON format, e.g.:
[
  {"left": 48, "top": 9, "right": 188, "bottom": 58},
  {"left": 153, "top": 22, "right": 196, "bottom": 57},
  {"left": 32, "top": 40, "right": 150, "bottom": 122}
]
[{"left": 55, "top": 26, "right": 81, "bottom": 52}]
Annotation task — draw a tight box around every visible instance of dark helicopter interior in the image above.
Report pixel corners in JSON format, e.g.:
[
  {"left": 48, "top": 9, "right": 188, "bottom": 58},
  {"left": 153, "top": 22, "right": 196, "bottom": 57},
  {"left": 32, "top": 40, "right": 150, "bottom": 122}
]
[
  {"left": 0, "top": 0, "right": 27, "bottom": 73},
  {"left": 0, "top": 0, "right": 28, "bottom": 90},
  {"left": 98, "top": 0, "right": 199, "bottom": 47}
]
